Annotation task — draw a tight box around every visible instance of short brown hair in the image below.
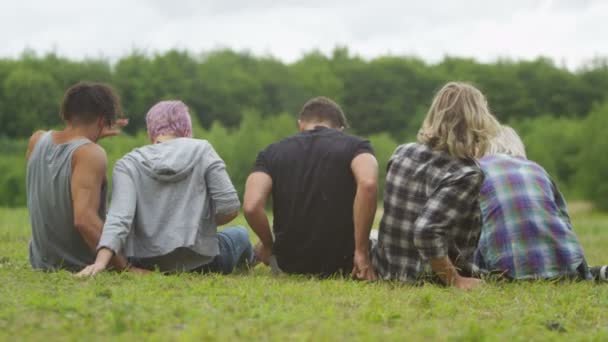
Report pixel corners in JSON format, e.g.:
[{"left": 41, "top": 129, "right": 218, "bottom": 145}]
[
  {"left": 60, "top": 82, "right": 122, "bottom": 125},
  {"left": 298, "top": 96, "right": 348, "bottom": 128}
]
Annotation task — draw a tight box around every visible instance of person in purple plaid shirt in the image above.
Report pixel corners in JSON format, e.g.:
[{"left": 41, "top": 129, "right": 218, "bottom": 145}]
[
  {"left": 475, "top": 126, "right": 607, "bottom": 281},
  {"left": 372, "top": 82, "right": 501, "bottom": 290}
]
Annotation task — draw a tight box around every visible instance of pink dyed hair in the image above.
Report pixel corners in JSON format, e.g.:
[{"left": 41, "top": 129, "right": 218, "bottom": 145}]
[{"left": 145, "top": 100, "right": 193, "bottom": 141}]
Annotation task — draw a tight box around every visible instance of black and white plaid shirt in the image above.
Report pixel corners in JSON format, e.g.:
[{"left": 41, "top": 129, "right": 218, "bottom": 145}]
[{"left": 372, "top": 143, "right": 483, "bottom": 282}]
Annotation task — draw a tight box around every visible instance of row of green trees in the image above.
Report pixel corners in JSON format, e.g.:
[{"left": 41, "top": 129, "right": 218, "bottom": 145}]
[
  {"left": 1, "top": 48, "right": 608, "bottom": 139},
  {"left": 1, "top": 48, "right": 607, "bottom": 209}
]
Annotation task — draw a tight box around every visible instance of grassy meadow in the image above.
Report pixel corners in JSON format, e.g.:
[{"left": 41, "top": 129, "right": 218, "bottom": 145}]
[{"left": 0, "top": 207, "right": 607, "bottom": 341}]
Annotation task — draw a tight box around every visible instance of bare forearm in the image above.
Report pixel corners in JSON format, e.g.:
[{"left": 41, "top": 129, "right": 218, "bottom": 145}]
[
  {"left": 245, "top": 208, "right": 273, "bottom": 247},
  {"left": 74, "top": 213, "right": 103, "bottom": 251},
  {"left": 353, "top": 185, "right": 377, "bottom": 253},
  {"left": 75, "top": 214, "right": 127, "bottom": 271},
  {"left": 429, "top": 256, "right": 461, "bottom": 286},
  {"left": 95, "top": 248, "right": 114, "bottom": 268}
]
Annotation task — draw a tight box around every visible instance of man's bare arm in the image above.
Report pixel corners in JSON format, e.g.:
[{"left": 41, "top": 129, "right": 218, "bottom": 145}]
[
  {"left": 243, "top": 172, "right": 273, "bottom": 264},
  {"left": 429, "top": 257, "right": 481, "bottom": 290},
  {"left": 71, "top": 144, "right": 128, "bottom": 271},
  {"left": 26, "top": 130, "right": 46, "bottom": 161},
  {"left": 351, "top": 153, "right": 378, "bottom": 280}
]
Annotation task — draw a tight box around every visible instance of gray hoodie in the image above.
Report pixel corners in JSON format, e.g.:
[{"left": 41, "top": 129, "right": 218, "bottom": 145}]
[{"left": 98, "top": 138, "right": 240, "bottom": 271}]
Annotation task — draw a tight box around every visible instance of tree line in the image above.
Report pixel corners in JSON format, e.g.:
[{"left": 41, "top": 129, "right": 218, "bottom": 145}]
[{"left": 1, "top": 49, "right": 607, "bottom": 209}]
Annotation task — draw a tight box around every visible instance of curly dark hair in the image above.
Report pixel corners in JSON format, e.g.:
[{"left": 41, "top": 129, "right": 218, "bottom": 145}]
[{"left": 60, "top": 82, "right": 123, "bottom": 125}]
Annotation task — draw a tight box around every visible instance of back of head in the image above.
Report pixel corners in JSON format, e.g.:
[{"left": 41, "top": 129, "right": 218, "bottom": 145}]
[
  {"left": 146, "top": 100, "right": 193, "bottom": 141},
  {"left": 418, "top": 82, "right": 500, "bottom": 159},
  {"left": 486, "top": 125, "right": 527, "bottom": 159},
  {"left": 61, "top": 82, "right": 122, "bottom": 126},
  {"left": 299, "top": 96, "right": 348, "bottom": 129}
]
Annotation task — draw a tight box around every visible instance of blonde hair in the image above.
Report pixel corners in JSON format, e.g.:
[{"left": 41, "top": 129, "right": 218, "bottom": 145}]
[
  {"left": 418, "top": 82, "right": 500, "bottom": 159},
  {"left": 486, "top": 125, "right": 527, "bottom": 158}
]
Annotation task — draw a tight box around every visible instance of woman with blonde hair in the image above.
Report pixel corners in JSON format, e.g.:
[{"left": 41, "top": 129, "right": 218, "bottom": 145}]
[
  {"left": 475, "top": 125, "right": 607, "bottom": 281},
  {"left": 372, "top": 82, "right": 500, "bottom": 289}
]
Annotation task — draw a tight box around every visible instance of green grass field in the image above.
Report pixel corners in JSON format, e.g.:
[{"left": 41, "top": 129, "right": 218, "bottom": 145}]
[{"left": 0, "top": 207, "right": 606, "bottom": 341}]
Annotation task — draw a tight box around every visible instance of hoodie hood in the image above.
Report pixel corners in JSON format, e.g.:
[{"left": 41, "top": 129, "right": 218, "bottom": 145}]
[{"left": 127, "top": 138, "right": 206, "bottom": 182}]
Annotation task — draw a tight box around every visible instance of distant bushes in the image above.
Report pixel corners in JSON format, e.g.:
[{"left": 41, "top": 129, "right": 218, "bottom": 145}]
[
  {"left": 3, "top": 105, "right": 608, "bottom": 210},
  {"left": 3, "top": 48, "right": 608, "bottom": 209},
  {"left": 576, "top": 103, "right": 608, "bottom": 210},
  {"left": 0, "top": 138, "right": 27, "bottom": 207},
  {"left": 2, "top": 50, "right": 608, "bottom": 142}
]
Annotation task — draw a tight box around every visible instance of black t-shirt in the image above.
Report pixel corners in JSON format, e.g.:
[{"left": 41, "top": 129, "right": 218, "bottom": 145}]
[{"left": 253, "top": 126, "right": 374, "bottom": 275}]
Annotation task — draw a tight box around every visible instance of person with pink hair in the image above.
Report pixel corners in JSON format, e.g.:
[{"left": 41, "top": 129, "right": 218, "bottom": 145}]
[{"left": 78, "top": 100, "right": 254, "bottom": 276}]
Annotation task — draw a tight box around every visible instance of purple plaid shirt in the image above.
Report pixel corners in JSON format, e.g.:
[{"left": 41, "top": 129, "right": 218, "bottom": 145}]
[{"left": 474, "top": 154, "right": 589, "bottom": 280}]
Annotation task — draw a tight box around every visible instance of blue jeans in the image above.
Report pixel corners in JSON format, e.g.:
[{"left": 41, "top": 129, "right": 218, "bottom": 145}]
[{"left": 196, "top": 226, "right": 254, "bottom": 274}]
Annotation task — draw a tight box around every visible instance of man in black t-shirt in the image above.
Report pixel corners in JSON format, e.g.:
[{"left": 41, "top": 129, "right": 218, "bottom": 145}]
[{"left": 243, "top": 97, "right": 378, "bottom": 279}]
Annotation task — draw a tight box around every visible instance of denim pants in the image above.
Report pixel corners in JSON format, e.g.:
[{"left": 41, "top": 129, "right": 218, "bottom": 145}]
[{"left": 195, "top": 226, "right": 254, "bottom": 274}]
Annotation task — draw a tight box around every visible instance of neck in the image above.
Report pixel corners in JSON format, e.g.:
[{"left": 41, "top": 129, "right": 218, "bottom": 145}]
[
  {"left": 154, "top": 134, "right": 178, "bottom": 144},
  {"left": 61, "top": 124, "right": 100, "bottom": 142}
]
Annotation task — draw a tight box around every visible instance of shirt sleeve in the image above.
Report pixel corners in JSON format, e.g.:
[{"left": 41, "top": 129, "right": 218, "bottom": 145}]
[
  {"left": 98, "top": 161, "right": 136, "bottom": 254},
  {"left": 413, "top": 170, "right": 483, "bottom": 260},
  {"left": 352, "top": 139, "right": 374, "bottom": 160},
  {"left": 251, "top": 149, "right": 271, "bottom": 175},
  {"left": 204, "top": 144, "right": 240, "bottom": 216}
]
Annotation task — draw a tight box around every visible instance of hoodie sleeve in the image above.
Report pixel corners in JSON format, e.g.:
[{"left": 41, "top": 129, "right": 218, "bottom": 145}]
[
  {"left": 203, "top": 144, "right": 240, "bottom": 216},
  {"left": 98, "top": 161, "right": 137, "bottom": 254}
]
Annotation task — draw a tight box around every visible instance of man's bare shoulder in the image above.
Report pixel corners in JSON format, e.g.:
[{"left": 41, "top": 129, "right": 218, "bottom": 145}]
[
  {"left": 73, "top": 143, "right": 107, "bottom": 172},
  {"left": 26, "top": 130, "right": 47, "bottom": 160}
]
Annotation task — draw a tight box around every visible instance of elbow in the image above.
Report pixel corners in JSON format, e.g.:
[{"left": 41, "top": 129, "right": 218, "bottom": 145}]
[
  {"left": 357, "top": 178, "right": 378, "bottom": 196},
  {"left": 412, "top": 227, "right": 431, "bottom": 252},
  {"left": 243, "top": 201, "right": 263, "bottom": 220},
  {"left": 215, "top": 210, "right": 239, "bottom": 225},
  {"left": 73, "top": 213, "right": 90, "bottom": 234}
]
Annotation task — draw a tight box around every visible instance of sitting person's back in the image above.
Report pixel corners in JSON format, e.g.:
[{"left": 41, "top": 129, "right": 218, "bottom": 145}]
[
  {"left": 256, "top": 126, "right": 371, "bottom": 274},
  {"left": 26, "top": 82, "right": 130, "bottom": 272},
  {"left": 373, "top": 142, "right": 484, "bottom": 282},
  {"left": 372, "top": 82, "right": 501, "bottom": 289},
  {"left": 78, "top": 101, "right": 252, "bottom": 276},
  {"left": 475, "top": 126, "right": 590, "bottom": 280},
  {"left": 244, "top": 96, "right": 378, "bottom": 279},
  {"left": 100, "top": 137, "right": 239, "bottom": 272},
  {"left": 27, "top": 131, "right": 101, "bottom": 271}
]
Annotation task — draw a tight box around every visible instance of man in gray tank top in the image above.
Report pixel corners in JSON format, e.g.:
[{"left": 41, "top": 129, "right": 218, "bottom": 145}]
[{"left": 26, "top": 82, "right": 134, "bottom": 272}]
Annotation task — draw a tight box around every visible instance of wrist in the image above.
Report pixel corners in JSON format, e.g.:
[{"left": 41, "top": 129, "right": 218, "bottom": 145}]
[
  {"left": 259, "top": 237, "right": 273, "bottom": 249},
  {"left": 429, "top": 256, "right": 460, "bottom": 286},
  {"left": 261, "top": 241, "right": 273, "bottom": 250},
  {"left": 354, "top": 248, "right": 370, "bottom": 257},
  {"left": 93, "top": 261, "right": 108, "bottom": 270},
  {"left": 95, "top": 263, "right": 107, "bottom": 270},
  {"left": 355, "top": 241, "right": 371, "bottom": 253},
  {"left": 447, "top": 273, "right": 463, "bottom": 287}
]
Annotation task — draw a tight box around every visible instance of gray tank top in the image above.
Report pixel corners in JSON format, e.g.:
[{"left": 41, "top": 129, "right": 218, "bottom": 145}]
[{"left": 26, "top": 131, "right": 107, "bottom": 271}]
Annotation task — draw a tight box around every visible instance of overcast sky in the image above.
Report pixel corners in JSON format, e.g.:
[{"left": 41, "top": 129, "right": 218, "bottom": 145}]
[{"left": 1, "top": 0, "right": 606, "bottom": 69}]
